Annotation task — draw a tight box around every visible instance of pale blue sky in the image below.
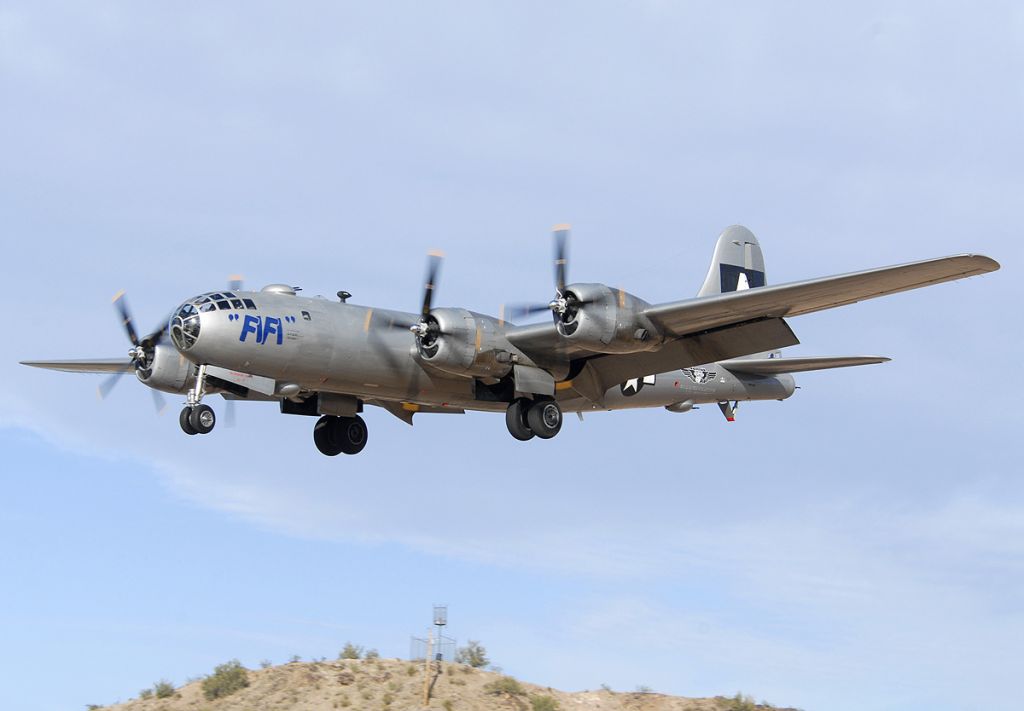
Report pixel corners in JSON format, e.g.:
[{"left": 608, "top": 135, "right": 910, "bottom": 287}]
[{"left": 1, "top": 3, "right": 1021, "bottom": 710}]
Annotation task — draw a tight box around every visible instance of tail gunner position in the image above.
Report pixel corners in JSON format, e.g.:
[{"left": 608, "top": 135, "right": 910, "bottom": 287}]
[{"left": 22, "top": 225, "right": 999, "bottom": 456}]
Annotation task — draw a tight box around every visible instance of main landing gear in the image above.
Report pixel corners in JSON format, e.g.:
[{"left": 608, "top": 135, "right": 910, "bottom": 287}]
[
  {"left": 179, "top": 364, "right": 217, "bottom": 436},
  {"left": 505, "top": 397, "right": 562, "bottom": 441},
  {"left": 313, "top": 415, "right": 369, "bottom": 456}
]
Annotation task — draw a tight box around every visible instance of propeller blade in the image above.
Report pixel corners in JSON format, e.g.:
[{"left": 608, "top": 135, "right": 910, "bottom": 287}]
[
  {"left": 224, "top": 399, "right": 236, "bottom": 428},
  {"left": 97, "top": 372, "right": 126, "bottom": 400},
  {"left": 553, "top": 224, "right": 570, "bottom": 295},
  {"left": 228, "top": 275, "right": 244, "bottom": 291},
  {"left": 150, "top": 388, "right": 167, "bottom": 414},
  {"left": 506, "top": 303, "right": 553, "bottom": 320},
  {"left": 141, "top": 313, "right": 172, "bottom": 348},
  {"left": 112, "top": 291, "right": 140, "bottom": 346},
  {"left": 421, "top": 251, "right": 443, "bottom": 319},
  {"left": 383, "top": 315, "right": 420, "bottom": 330}
]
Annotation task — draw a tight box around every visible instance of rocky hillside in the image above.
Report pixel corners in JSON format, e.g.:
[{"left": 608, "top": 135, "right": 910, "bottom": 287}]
[{"left": 98, "top": 657, "right": 796, "bottom": 711}]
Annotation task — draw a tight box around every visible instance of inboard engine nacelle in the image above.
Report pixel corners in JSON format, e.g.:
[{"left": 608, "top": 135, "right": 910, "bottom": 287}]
[
  {"left": 416, "top": 308, "right": 517, "bottom": 379},
  {"left": 556, "top": 283, "right": 662, "bottom": 354}
]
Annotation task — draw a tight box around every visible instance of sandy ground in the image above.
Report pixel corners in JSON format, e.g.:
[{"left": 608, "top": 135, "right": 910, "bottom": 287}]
[{"left": 100, "top": 658, "right": 794, "bottom": 711}]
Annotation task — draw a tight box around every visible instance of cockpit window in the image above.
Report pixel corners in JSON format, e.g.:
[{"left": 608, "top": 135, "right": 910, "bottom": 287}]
[
  {"left": 230, "top": 298, "right": 244, "bottom": 309},
  {"left": 217, "top": 300, "right": 230, "bottom": 310},
  {"left": 208, "top": 293, "right": 223, "bottom": 300},
  {"left": 243, "top": 298, "right": 256, "bottom": 309},
  {"left": 199, "top": 302, "right": 216, "bottom": 312},
  {"left": 171, "top": 302, "right": 201, "bottom": 350},
  {"left": 223, "top": 292, "right": 236, "bottom": 299},
  {"left": 301, "top": 310, "right": 311, "bottom": 321}
]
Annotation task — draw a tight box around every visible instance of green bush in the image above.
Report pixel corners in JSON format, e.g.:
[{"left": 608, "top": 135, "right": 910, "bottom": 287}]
[
  {"left": 530, "top": 694, "right": 560, "bottom": 711},
  {"left": 201, "top": 659, "right": 250, "bottom": 700},
  {"left": 153, "top": 680, "right": 175, "bottom": 699},
  {"left": 485, "top": 676, "right": 526, "bottom": 696},
  {"left": 339, "top": 642, "right": 363, "bottom": 659},
  {"left": 454, "top": 640, "right": 489, "bottom": 668},
  {"left": 721, "top": 692, "right": 758, "bottom": 711},
  {"left": 139, "top": 689, "right": 153, "bottom": 699},
  {"left": 364, "top": 648, "right": 380, "bottom": 660}
]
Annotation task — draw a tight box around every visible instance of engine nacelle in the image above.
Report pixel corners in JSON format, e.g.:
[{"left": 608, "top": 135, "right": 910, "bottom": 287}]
[
  {"left": 417, "top": 308, "right": 515, "bottom": 379},
  {"left": 557, "top": 283, "right": 662, "bottom": 354},
  {"left": 136, "top": 343, "right": 196, "bottom": 394}
]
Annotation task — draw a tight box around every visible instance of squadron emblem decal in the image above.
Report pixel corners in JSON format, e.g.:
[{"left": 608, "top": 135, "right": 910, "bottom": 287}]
[
  {"left": 621, "top": 374, "right": 656, "bottom": 396},
  {"left": 681, "top": 367, "right": 716, "bottom": 384}
]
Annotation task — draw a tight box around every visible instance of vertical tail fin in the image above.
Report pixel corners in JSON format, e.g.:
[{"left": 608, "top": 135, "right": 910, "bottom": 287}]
[{"left": 698, "top": 225, "right": 767, "bottom": 296}]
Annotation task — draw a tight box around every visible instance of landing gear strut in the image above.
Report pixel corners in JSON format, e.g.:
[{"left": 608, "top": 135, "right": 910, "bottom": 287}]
[
  {"left": 179, "top": 364, "right": 217, "bottom": 435},
  {"left": 313, "top": 415, "right": 369, "bottom": 456},
  {"left": 505, "top": 397, "right": 562, "bottom": 441}
]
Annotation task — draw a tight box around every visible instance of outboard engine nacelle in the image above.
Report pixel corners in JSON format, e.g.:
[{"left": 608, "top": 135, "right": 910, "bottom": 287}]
[
  {"left": 555, "top": 283, "right": 662, "bottom": 354},
  {"left": 136, "top": 343, "right": 197, "bottom": 394},
  {"left": 416, "top": 308, "right": 515, "bottom": 379}
]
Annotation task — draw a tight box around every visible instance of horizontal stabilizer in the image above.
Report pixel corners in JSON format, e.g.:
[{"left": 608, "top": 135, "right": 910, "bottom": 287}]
[
  {"left": 719, "top": 356, "right": 890, "bottom": 375},
  {"left": 20, "top": 359, "right": 134, "bottom": 374}
]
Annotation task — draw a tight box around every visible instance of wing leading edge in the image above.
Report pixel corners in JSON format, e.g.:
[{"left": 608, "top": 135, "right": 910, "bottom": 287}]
[
  {"left": 645, "top": 254, "right": 999, "bottom": 337},
  {"left": 20, "top": 359, "right": 134, "bottom": 374}
]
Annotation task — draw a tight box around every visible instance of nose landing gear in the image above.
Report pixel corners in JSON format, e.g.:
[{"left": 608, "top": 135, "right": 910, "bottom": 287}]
[
  {"left": 179, "top": 364, "right": 217, "bottom": 435},
  {"left": 505, "top": 397, "right": 562, "bottom": 441},
  {"left": 179, "top": 404, "right": 217, "bottom": 435}
]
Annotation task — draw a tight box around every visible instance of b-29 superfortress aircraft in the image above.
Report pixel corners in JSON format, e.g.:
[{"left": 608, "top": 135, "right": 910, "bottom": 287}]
[{"left": 22, "top": 225, "right": 999, "bottom": 456}]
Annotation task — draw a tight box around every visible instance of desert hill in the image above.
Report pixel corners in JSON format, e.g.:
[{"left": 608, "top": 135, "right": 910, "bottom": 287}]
[{"left": 97, "top": 657, "right": 796, "bottom": 711}]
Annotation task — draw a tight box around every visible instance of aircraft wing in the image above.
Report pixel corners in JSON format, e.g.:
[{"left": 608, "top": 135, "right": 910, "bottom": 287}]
[
  {"left": 719, "top": 355, "right": 890, "bottom": 375},
  {"left": 644, "top": 254, "right": 999, "bottom": 337},
  {"left": 503, "top": 322, "right": 592, "bottom": 362},
  {"left": 508, "top": 253, "right": 996, "bottom": 404},
  {"left": 20, "top": 359, "right": 134, "bottom": 374}
]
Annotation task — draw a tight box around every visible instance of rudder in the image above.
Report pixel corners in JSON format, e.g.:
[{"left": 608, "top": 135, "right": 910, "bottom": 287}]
[{"left": 698, "top": 225, "right": 767, "bottom": 296}]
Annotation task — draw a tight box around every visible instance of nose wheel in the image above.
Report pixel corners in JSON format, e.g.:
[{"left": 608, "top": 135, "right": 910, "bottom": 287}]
[{"left": 180, "top": 404, "right": 216, "bottom": 435}]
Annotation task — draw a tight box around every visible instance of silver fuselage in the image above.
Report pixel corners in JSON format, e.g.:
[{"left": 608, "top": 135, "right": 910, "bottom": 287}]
[{"left": 174, "top": 289, "right": 795, "bottom": 414}]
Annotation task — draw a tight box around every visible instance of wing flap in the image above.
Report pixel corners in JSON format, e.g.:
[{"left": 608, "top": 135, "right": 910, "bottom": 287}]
[
  {"left": 560, "top": 317, "right": 799, "bottom": 403},
  {"left": 645, "top": 254, "right": 999, "bottom": 337},
  {"left": 719, "top": 355, "right": 890, "bottom": 375},
  {"left": 20, "top": 359, "right": 134, "bottom": 374},
  {"left": 371, "top": 399, "right": 466, "bottom": 426}
]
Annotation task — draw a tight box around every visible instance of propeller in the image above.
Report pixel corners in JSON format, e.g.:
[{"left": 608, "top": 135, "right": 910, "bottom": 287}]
[
  {"left": 410, "top": 251, "right": 443, "bottom": 338},
  {"left": 228, "top": 275, "right": 244, "bottom": 291},
  {"left": 383, "top": 251, "right": 448, "bottom": 353},
  {"left": 98, "top": 291, "right": 168, "bottom": 412},
  {"left": 504, "top": 224, "right": 587, "bottom": 324}
]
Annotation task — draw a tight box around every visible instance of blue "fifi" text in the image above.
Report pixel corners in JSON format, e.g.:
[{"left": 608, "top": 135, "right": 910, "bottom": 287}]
[{"left": 239, "top": 315, "right": 284, "bottom": 345}]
